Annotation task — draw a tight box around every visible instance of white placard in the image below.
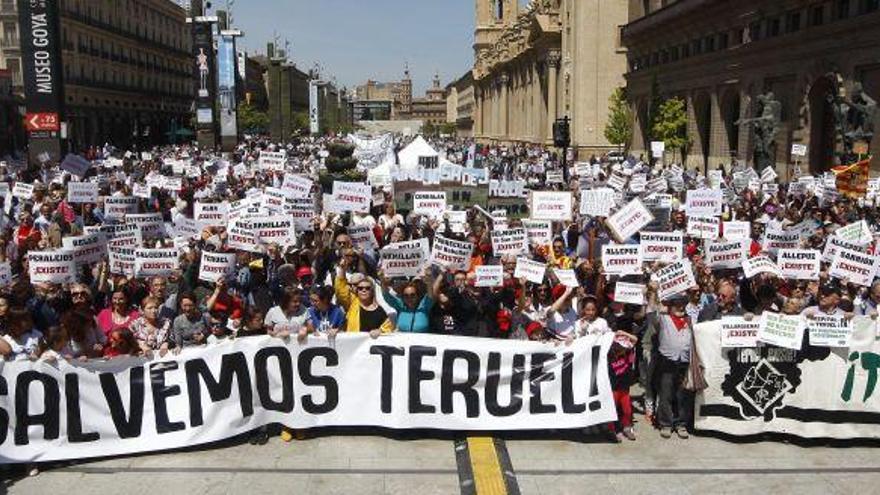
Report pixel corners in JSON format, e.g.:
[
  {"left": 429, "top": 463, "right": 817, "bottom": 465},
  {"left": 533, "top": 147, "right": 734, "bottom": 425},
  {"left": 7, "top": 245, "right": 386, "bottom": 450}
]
[
  {"left": 380, "top": 243, "right": 427, "bottom": 279},
  {"left": 652, "top": 260, "right": 696, "bottom": 301},
  {"left": 60, "top": 154, "right": 92, "bottom": 177},
  {"left": 332, "top": 182, "right": 372, "bottom": 214},
  {"left": 758, "top": 312, "right": 804, "bottom": 350},
  {"left": 685, "top": 188, "right": 723, "bottom": 217},
  {"left": 614, "top": 282, "right": 646, "bottom": 305},
  {"left": 606, "top": 198, "right": 653, "bottom": 243},
  {"left": 776, "top": 249, "right": 821, "bottom": 280},
  {"left": 281, "top": 174, "right": 314, "bottom": 199},
  {"left": 829, "top": 247, "right": 878, "bottom": 287},
  {"left": 199, "top": 252, "right": 237, "bottom": 283},
  {"left": 521, "top": 219, "right": 552, "bottom": 247},
  {"left": 514, "top": 258, "right": 547, "bottom": 284},
  {"left": 431, "top": 235, "right": 472, "bottom": 272},
  {"left": 554, "top": 268, "right": 580, "bottom": 289},
  {"left": 475, "top": 265, "right": 504, "bottom": 288},
  {"left": 791, "top": 143, "right": 808, "bottom": 157},
  {"left": 67, "top": 182, "right": 99, "bottom": 204},
  {"left": 226, "top": 221, "right": 261, "bottom": 253},
  {"left": 530, "top": 191, "right": 573, "bottom": 222},
  {"left": 722, "top": 221, "right": 751, "bottom": 241},
  {"left": 742, "top": 255, "right": 781, "bottom": 278},
  {"left": 134, "top": 248, "right": 179, "bottom": 278},
  {"left": 580, "top": 188, "right": 615, "bottom": 217},
  {"left": 639, "top": 231, "right": 683, "bottom": 262},
  {"left": 491, "top": 229, "right": 528, "bottom": 256},
  {"left": 650, "top": 141, "right": 665, "bottom": 159},
  {"left": 250, "top": 216, "right": 297, "bottom": 247},
  {"left": 126, "top": 213, "right": 165, "bottom": 239},
  {"left": 194, "top": 202, "right": 230, "bottom": 229},
  {"left": 28, "top": 250, "right": 77, "bottom": 283},
  {"left": 601, "top": 244, "right": 643, "bottom": 276},
  {"left": 806, "top": 314, "right": 852, "bottom": 347},
  {"left": 413, "top": 191, "right": 447, "bottom": 219},
  {"left": 834, "top": 220, "right": 872, "bottom": 246},
  {"left": 686, "top": 215, "right": 720, "bottom": 240},
  {"left": 259, "top": 151, "right": 287, "bottom": 171},
  {"left": 761, "top": 228, "right": 800, "bottom": 254},
  {"left": 705, "top": 239, "right": 749, "bottom": 270},
  {"left": 61, "top": 234, "right": 106, "bottom": 266},
  {"left": 720, "top": 317, "right": 761, "bottom": 348},
  {"left": 103, "top": 196, "right": 138, "bottom": 219}
]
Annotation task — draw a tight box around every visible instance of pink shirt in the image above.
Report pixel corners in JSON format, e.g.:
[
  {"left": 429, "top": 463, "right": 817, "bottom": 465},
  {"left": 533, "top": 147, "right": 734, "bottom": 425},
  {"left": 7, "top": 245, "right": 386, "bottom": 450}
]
[{"left": 96, "top": 308, "right": 140, "bottom": 338}]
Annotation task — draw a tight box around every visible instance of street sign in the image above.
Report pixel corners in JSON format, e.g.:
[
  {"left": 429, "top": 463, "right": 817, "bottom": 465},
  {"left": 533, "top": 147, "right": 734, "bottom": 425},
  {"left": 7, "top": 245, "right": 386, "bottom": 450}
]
[{"left": 24, "top": 112, "right": 60, "bottom": 132}]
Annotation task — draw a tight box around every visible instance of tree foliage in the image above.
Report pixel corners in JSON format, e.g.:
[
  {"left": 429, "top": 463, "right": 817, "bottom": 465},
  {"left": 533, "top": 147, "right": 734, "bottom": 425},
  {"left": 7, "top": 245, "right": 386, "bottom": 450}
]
[
  {"left": 604, "top": 87, "right": 633, "bottom": 151},
  {"left": 238, "top": 103, "right": 269, "bottom": 133},
  {"left": 651, "top": 97, "right": 690, "bottom": 160}
]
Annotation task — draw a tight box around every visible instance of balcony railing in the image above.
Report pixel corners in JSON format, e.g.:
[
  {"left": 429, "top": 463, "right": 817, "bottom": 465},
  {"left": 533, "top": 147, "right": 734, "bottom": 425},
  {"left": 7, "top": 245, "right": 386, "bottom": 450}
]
[{"left": 0, "top": 36, "right": 18, "bottom": 47}]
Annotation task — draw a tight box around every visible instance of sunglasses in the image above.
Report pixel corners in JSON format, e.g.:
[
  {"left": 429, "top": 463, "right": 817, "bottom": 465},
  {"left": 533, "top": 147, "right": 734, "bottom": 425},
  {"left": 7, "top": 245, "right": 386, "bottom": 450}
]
[{"left": 356, "top": 285, "right": 373, "bottom": 292}]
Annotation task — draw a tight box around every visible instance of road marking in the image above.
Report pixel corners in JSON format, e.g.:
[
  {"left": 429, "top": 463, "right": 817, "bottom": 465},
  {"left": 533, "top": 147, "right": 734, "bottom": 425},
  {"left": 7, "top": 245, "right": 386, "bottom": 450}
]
[{"left": 454, "top": 437, "right": 520, "bottom": 495}]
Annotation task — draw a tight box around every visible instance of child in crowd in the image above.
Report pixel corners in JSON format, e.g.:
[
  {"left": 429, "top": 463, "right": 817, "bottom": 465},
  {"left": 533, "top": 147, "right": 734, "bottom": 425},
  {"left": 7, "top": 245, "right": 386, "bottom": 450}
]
[
  {"left": 0, "top": 308, "right": 43, "bottom": 361},
  {"left": 103, "top": 328, "right": 140, "bottom": 358},
  {"left": 608, "top": 333, "right": 638, "bottom": 442},
  {"left": 36, "top": 326, "right": 72, "bottom": 362}
]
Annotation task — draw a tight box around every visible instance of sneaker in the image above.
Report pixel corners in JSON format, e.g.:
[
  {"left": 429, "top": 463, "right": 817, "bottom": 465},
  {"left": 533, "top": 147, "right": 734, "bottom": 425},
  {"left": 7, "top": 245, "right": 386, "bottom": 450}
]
[
  {"left": 675, "top": 428, "right": 689, "bottom": 439},
  {"left": 280, "top": 429, "right": 294, "bottom": 442},
  {"left": 615, "top": 433, "right": 624, "bottom": 443},
  {"left": 660, "top": 427, "right": 672, "bottom": 439},
  {"left": 622, "top": 427, "right": 636, "bottom": 441},
  {"left": 27, "top": 465, "right": 39, "bottom": 477}
]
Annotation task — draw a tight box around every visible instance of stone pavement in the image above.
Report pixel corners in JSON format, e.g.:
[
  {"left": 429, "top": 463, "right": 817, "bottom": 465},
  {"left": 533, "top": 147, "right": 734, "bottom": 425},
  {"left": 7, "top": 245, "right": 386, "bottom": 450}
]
[{"left": 4, "top": 422, "right": 880, "bottom": 495}]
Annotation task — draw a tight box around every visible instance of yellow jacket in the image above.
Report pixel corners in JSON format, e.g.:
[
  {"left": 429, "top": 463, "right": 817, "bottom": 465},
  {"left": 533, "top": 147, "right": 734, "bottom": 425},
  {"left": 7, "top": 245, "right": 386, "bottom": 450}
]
[{"left": 334, "top": 276, "right": 395, "bottom": 334}]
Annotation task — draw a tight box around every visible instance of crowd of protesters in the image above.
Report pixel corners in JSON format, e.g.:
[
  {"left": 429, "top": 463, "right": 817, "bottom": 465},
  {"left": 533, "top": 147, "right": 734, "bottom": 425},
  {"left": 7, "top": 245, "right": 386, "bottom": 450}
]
[{"left": 1, "top": 133, "right": 878, "bottom": 466}]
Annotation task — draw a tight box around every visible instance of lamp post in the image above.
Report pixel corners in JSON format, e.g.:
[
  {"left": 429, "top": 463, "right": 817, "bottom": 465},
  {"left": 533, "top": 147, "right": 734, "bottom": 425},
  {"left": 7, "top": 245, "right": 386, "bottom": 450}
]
[{"left": 553, "top": 116, "right": 571, "bottom": 184}]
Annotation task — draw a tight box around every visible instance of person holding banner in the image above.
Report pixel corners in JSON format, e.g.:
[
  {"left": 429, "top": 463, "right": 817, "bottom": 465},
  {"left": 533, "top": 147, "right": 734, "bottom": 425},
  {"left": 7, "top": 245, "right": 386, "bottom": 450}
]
[
  {"left": 0, "top": 307, "right": 41, "bottom": 361},
  {"left": 334, "top": 270, "right": 393, "bottom": 336},
  {"left": 264, "top": 287, "right": 308, "bottom": 337},
  {"left": 172, "top": 292, "right": 208, "bottom": 350},
  {"left": 129, "top": 296, "right": 171, "bottom": 357},
  {"left": 379, "top": 268, "right": 437, "bottom": 333},
  {"left": 96, "top": 290, "right": 140, "bottom": 338}
]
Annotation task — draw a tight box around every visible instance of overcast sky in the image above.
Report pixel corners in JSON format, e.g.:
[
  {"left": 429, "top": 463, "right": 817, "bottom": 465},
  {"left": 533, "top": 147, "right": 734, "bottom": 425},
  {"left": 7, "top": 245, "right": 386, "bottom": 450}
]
[{"left": 230, "top": 0, "right": 476, "bottom": 94}]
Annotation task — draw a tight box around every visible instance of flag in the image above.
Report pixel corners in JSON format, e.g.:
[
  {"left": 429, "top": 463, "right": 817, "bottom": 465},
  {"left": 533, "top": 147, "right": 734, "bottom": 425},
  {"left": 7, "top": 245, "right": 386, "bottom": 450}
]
[{"left": 832, "top": 158, "right": 871, "bottom": 198}]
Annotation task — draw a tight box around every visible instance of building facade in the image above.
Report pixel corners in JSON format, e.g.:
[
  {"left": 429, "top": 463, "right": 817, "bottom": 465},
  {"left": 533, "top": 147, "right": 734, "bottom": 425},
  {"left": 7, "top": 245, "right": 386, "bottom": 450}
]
[
  {"left": 0, "top": 68, "right": 25, "bottom": 156},
  {"left": 446, "top": 70, "right": 474, "bottom": 138},
  {"left": 238, "top": 51, "right": 268, "bottom": 111},
  {"left": 354, "top": 69, "right": 412, "bottom": 120},
  {"left": 265, "top": 45, "right": 312, "bottom": 140},
  {"left": 623, "top": 0, "right": 880, "bottom": 175},
  {"left": 56, "top": 0, "right": 192, "bottom": 151},
  {"left": 410, "top": 73, "right": 447, "bottom": 126},
  {"left": 473, "top": 0, "right": 629, "bottom": 154}
]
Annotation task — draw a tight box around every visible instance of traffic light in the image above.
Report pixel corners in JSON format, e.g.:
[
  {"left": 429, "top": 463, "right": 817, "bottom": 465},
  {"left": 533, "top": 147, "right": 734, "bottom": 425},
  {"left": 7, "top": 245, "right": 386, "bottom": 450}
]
[{"left": 553, "top": 117, "right": 570, "bottom": 148}]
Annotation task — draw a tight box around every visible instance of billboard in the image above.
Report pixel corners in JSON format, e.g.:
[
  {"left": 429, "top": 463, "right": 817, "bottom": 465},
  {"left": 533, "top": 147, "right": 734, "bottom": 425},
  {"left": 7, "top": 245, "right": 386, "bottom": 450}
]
[
  {"left": 217, "top": 34, "right": 238, "bottom": 141},
  {"left": 18, "top": 0, "right": 65, "bottom": 163},
  {"left": 192, "top": 19, "right": 215, "bottom": 136}
]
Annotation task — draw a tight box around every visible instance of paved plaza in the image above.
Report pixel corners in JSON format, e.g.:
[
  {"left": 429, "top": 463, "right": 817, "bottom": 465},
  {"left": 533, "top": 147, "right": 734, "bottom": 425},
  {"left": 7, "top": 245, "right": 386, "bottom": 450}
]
[{"left": 5, "top": 412, "right": 880, "bottom": 495}]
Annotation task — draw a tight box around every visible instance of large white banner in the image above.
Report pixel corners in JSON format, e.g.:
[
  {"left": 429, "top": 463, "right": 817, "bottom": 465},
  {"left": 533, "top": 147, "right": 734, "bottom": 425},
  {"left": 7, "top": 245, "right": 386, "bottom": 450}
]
[
  {"left": 0, "top": 333, "right": 615, "bottom": 463},
  {"left": 694, "top": 318, "right": 880, "bottom": 439}
]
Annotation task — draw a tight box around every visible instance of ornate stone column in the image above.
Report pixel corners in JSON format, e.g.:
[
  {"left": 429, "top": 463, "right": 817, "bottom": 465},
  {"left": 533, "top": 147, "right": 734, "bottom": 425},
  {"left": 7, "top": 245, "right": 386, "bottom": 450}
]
[
  {"left": 500, "top": 73, "right": 510, "bottom": 141},
  {"left": 546, "top": 50, "right": 561, "bottom": 145}
]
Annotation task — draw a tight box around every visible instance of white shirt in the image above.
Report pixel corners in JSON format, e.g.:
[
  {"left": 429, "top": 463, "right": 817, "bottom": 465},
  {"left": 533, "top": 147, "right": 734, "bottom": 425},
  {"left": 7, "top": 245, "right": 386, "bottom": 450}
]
[
  {"left": 547, "top": 307, "right": 579, "bottom": 339},
  {"left": 264, "top": 306, "right": 309, "bottom": 331},
  {"left": 1, "top": 330, "right": 43, "bottom": 362},
  {"left": 577, "top": 317, "right": 611, "bottom": 337}
]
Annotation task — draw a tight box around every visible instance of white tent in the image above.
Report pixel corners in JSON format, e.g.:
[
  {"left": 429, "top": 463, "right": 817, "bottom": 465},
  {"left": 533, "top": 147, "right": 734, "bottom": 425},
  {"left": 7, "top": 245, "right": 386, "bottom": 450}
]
[{"left": 397, "top": 135, "right": 437, "bottom": 169}]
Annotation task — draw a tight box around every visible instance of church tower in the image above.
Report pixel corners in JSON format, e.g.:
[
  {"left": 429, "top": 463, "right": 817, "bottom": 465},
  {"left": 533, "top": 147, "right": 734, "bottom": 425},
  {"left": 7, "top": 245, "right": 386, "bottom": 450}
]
[{"left": 474, "top": 0, "right": 519, "bottom": 59}]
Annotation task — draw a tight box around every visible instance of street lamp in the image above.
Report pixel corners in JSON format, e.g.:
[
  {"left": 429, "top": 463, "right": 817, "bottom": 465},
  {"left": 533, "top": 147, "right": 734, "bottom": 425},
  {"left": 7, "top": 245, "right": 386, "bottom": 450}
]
[{"left": 553, "top": 116, "right": 571, "bottom": 184}]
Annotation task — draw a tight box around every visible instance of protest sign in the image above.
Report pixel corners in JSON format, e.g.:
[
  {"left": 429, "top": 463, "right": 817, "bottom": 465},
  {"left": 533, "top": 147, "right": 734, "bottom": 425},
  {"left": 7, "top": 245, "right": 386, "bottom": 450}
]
[
  {"left": 760, "top": 166, "right": 778, "bottom": 183},
  {"left": 61, "top": 234, "right": 106, "bottom": 266},
  {"left": 0, "top": 333, "right": 615, "bottom": 463},
  {"left": 249, "top": 216, "right": 297, "bottom": 247},
  {"left": 475, "top": 265, "right": 504, "bottom": 287},
  {"left": 514, "top": 257, "right": 547, "bottom": 284},
  {"left": 554, "top": 268, "right": 580, "bottom": 289},
  {"left": 685, "top": 188, "right": 723, "bottom": 216},
  {"left": 173, "top": 216, "right": 200, "bottom": 240},
  {"left": 287, "top": 197, "right": 317, "bottom": 231},
  {"left": 280, "top": 174, "right": 314, "bottom": 199},
  {"left": 11, "top": 182, "right": 33, "bottom": 201},
  {"left": 829, "top": 247, "right": 877, "bottom": 287},
  {"left": 258, "top": 151, "right": 287, "bottom": 171},
  {"left": 614, "top": 282, "right": 646, "bottom": 305},
  {"left": 758, "top": 312, "right": 804, "bottom": 350},
  {"left": 629, "top": 174, "right": 647, "bottom": 193},
  {"left": 108, "top": 246, "right": 135, "bottom": 276},
  {"left": 412, "top": 191, "right": 447, "bottom": 219},
  {"left": 601, "top": 244, "right": 643, "bottom": 276},
  {"left": 226, "top": 221, "right": 261, "bottom": 253},
  {"left": 580, "top": 188, "right": 615, "bottom": 217},
  {"left": 194, "top": 202, "right": 230, "bottom": 229},
  {"left": 332, "top": 181, "right": 372, "bottom": 213},
  {"left": 776, "top": 249, "right": 821, "bottom": 280},
  {"left": 98, "top": 223, "right": 142, "bottom": 248},
  {"left": 722, "top": 221, "right": 751, "bottom": 241},
  {"left": 490, "top": 210, "right": 508, "bottom": 230},
  {"left": 761, "top": 228, "right": 800, "bottom": 254},
  {"left": 720, "top": 317, "right": 760, "bottom": 348},
  {"left": 705, "top": 239, "right": 749, "bottom": 270},
  {"left": 742, "top": 255, "right": 781, "bottom": 278},
  {"left": 639, "top": 231, "right": 683, "bottom": 262},
  {"left": 834, "top": 220, "right": 872, "bottom": 246},
  {"left": 521, "top": 219, "right": 552, "bottom": 247},
  {"left": 652, "top": 260, "right": 696, "bottom": 301},
  {"left": 606, "top": 198, "right": 653, "bottom": 243},
  {"left": 28, "top": 250, "right": 76, "bottom": 284},
  {"left": 348, "top": 224, "right": 379, "bottom": 251},
  {"left": 380, "top": 243, "right": 427, "bottom": 278},
  {"left": 431, "top": 235, "right": 472, "bottom": 272},
  {"left": 686, "top": 215, "right": 720, "bottom": 240},
  {"left": 162, "top": 177, "right": 183, "bottom": 192},
  {"left": 806, "top": 314, "right": 852, "bottom": 347},
  {"left": 134, "top": 248, "right": 179, "bottom": 278},
  {"left": 126, "top": 213, "right": 165, "bottom": 239},
  {"left": 198, "top": 252, "right": 237, "bottom": 283},
  {"left": 132, "top": 183, "right": 152, "bottom": 199},
  {"left": 60, "top": 154, "right": 92, "bottom": 177},
  {"left": 67, "top": 182, "right": 99, "bottom": 204},
  {"left": 491, "top": 228, "right": 528, "bottom": 256},
  {"left": 708, "top": 170, "right": 724, "bottom": 189},
  {"left": 446, "top": 210, "right": 468, "bottom": 234},
  {"left": 607, "top": 172, "right": 628, "bottom": 191},
  {"left": 651, "top": 141, "right": 665, "bottom": 158},
  {"left": 530, "top": 191, "right": 572, "bottom": 221},
  {"left": 821, "top": 235, "right": 866, "bottom": 263},
  {"left": 103, "top": 196, "right": 138, "bottom": 220},
  {"left": 646, "top": 177, "right": 667, "bottom": 194},
  {"left": 694, "top": 318, "right": 880, "bottom": 439}
]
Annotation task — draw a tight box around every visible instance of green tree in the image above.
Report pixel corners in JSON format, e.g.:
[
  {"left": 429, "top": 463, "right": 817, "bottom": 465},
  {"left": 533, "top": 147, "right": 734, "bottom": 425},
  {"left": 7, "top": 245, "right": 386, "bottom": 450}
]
[
  {"left": 292, "top": 112, "right": 310, "bottom": 132},
  {"left": 238, "top": 103, "right": 269, "bottom": 133},
  {"left": 646, "top": 75, "right": 663, "bottom": 143},
  {"left": 440, "top": 122, "right": 458, "bottom": 136},
  {"left": 422, "top": 121, "right": 437, "bottom": 136},
  {"left": 651, "top": 97, "right": 690, "bottom": 162},
  {"left": 604, "top": 87, "right": 633, "bottom": 152}
]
